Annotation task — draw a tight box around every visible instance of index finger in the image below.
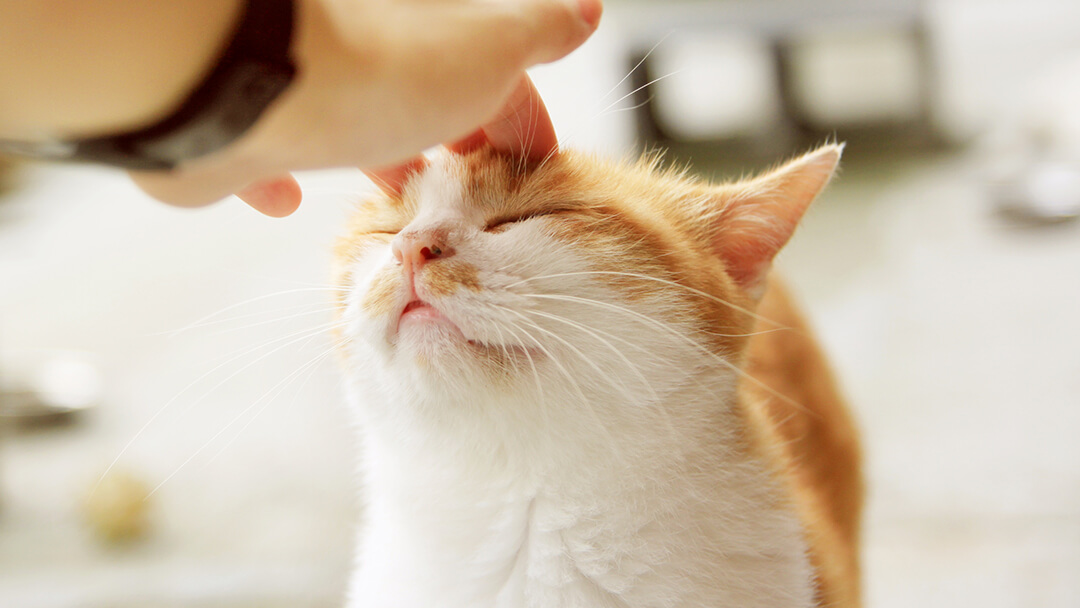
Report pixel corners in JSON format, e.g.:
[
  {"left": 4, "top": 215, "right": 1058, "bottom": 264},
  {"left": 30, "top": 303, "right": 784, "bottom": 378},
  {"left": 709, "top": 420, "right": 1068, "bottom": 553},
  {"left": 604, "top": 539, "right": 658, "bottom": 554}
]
[
  {"left": 449, "top": 74, "right": 557, "bottom": 162},
  {"left": 369, "top": 74, "right": 557, "bottom": 196}
]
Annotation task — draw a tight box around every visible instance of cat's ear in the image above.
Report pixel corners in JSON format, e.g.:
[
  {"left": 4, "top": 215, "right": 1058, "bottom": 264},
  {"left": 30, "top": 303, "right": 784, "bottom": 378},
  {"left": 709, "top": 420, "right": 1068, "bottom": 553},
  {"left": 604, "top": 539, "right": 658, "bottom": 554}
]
[{"left": 706, "top": 144, "right": 842, "bottom": 297}]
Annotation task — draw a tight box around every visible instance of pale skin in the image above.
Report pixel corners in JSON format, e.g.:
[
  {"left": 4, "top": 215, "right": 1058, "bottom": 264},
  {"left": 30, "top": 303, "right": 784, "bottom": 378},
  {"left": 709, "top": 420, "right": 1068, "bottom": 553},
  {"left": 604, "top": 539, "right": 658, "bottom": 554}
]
[{"left": 0, "top": 0, "right": 602, "bottom": 216}]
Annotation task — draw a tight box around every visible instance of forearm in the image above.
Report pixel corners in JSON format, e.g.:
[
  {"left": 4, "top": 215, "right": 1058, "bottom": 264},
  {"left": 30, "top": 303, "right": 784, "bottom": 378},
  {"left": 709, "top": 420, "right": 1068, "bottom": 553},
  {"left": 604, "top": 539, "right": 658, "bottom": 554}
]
[{"left": 0, "top": 0, "right": 244, "bottom": 140}]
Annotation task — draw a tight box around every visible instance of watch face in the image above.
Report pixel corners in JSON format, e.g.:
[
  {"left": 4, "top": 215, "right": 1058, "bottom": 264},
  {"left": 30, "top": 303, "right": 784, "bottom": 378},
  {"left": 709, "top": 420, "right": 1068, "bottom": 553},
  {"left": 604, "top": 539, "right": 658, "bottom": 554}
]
[{"left": 0, "top": 138, "right": 78, "bottom": 161}]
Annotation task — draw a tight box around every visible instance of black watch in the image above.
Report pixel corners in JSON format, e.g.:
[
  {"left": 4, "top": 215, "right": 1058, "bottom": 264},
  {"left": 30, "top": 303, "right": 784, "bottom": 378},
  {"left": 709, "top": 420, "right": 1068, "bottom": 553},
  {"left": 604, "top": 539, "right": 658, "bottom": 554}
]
[{"left": 0, "top": 0, "right": 296, "bottom": 171}]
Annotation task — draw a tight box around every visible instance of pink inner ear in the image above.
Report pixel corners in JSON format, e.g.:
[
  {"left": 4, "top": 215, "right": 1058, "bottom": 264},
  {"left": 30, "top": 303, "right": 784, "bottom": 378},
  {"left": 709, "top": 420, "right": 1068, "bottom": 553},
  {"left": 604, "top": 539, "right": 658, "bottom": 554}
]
[
  {"left": 711, "top": 145, "right": 842, "bottom": 292},
  {"left": 720, "top": 231, "right": 788, "bottom": 290}
]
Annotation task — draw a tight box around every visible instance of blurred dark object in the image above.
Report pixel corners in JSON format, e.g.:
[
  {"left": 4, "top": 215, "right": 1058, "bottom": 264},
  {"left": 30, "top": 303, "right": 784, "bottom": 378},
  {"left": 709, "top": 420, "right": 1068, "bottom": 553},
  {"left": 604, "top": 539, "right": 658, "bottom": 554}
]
[
  {"left": 619, "top": 0, "right": 942, "bottom": 167},
  {"left": 0, "top": 155, "right": 20, "bottom": 198},
  {"left": 0, "top": 389, "right": 86, "bottom": 430},
  {"left": 0, "top": 352, "right": 101, "bottom": 431}
]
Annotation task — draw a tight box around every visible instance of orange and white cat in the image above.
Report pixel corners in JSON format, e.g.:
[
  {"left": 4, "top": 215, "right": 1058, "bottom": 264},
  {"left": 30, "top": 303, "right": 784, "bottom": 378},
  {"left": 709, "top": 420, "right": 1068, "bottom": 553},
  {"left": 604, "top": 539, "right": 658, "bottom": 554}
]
[{"left": 333, "top": 144, "right": 862, "bottom": 607}]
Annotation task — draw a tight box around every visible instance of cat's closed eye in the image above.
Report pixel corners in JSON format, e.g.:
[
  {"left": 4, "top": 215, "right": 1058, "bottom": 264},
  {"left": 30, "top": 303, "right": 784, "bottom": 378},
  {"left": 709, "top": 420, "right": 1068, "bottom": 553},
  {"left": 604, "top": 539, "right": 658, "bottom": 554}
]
[{"left": 485, "top": 210, "right": 550, "bottom": 233}]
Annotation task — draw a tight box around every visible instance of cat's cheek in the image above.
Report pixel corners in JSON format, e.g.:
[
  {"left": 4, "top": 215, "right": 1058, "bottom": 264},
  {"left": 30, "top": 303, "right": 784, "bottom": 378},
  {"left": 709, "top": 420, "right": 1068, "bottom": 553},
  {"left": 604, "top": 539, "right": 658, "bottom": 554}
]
[{"left": 340, "top": 256, "right": 407, "bottom": 350}]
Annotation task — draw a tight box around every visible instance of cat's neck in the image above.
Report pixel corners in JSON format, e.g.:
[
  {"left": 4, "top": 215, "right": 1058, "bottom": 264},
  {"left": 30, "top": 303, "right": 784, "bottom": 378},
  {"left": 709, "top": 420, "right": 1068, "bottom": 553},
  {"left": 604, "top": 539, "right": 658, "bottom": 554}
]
[{"left": 348, "top": 378, "right": 816, "bottom": 607}]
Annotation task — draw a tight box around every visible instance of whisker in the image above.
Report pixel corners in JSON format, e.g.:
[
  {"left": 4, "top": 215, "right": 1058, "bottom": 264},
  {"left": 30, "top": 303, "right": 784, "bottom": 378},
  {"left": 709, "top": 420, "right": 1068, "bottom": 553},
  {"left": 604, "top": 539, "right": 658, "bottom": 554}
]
[
  {"left": 92, "top": 319, "right": 345, "bottom": 496},
  {"left": 594, "top": 32, "right": 674, "bottom": 108},
  {"left": 552, "top": 34, "right": 672, "bottom": 156},
  {"left": 162, "top": 287, "right": 347, "bottom": 338},
  {"left": 594, "top": 94, "right": 654, "bottom": 119},
  {"left": 506, "top": 271, "right": 785, "bottom": 330},
  {"left": 203, "top": 339, "right": 345, "bottom": 467},
  {"left": 489, "top": 323, "right": 516, "bottom": 377},
  {"left": 504, "top": 308, "right": 638, "bottom": 405},
  {"left": 176, "top": 320, "right": 346, "bottom": 420},
  {"left": 496, "top": 307, "right": 625, "bottom": 460},
  {"left": 149, "top": 338, "right": 346, "bottom": 499},
  {"left": 498, "top": 322, "right": 545, "bottom": 406},
  {"left": 157, "top": 302, "right": 338, "bottom": 337},
  {"left": 501, "top": 317, "right": 588, "bottom": 406},
  {"left": 519, "top": 308, "right": 685, "bottom": 444},
  {"left": 595, "top": 69, "right": 685, "bottom": 119},
  {"left": 191, "top": 306, "right": 339, "bottom": 338},
  {"left": 520, "top": 308, "right": 660, "bottom": 405},
  {"left": 522, "top": 293, "right": 815, "bottom": 418}
]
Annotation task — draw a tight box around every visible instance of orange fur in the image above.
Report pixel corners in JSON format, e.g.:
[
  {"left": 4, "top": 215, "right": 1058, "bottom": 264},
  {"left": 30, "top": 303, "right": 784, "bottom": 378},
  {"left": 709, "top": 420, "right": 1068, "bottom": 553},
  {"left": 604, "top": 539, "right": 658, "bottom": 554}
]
[{"left": 742, "top": 281, "right": 863, "bottom": 607}]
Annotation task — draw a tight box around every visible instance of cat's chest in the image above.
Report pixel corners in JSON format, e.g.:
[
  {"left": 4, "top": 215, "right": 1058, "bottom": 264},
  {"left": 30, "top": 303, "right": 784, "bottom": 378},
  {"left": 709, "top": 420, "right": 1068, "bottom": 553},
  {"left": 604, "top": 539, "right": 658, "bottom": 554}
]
[
  {"left": 352, "top": 484, "right": 813, "bottom": 608},
  {"left": 353, "top": 493, "right": 662, "bottom": 607}
]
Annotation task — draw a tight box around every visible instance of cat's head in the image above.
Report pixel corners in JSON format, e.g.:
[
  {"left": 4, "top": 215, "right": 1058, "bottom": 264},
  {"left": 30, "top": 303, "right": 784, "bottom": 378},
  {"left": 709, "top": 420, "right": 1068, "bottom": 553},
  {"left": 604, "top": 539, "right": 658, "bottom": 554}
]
[{"left": 333, "top": 145, "right": 839, "bottom": 437}]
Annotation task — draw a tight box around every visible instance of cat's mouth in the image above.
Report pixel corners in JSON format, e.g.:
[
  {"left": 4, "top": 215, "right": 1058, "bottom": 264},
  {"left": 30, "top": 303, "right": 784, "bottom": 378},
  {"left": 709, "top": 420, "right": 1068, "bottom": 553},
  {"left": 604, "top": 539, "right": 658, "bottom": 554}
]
[
  {"left": 394, "top": 299, "right": 534, "bottom": 357},
  {"left": 398, "top": 299, "right": 456, "bottom": 329}
]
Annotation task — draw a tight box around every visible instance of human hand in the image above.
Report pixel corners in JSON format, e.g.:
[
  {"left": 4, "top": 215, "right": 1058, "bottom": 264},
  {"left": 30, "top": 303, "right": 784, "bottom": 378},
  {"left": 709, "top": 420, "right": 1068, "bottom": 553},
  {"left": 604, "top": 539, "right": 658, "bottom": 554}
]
[{"left": 131, "top": 0, "right": 602, "bottom": 217}]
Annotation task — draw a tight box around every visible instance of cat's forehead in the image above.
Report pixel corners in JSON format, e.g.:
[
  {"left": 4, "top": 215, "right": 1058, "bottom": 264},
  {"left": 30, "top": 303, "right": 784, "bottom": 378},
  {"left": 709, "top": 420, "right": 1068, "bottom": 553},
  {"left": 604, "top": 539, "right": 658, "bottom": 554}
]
[
  {"left": 402, "top": 150, "right": 567, "bottom": 217},
  {"left": 407, "top": 155, "right": 468, "bottom": 214},
  {"left": 348, "top": 148, "right": 702, "bottom": 238}
]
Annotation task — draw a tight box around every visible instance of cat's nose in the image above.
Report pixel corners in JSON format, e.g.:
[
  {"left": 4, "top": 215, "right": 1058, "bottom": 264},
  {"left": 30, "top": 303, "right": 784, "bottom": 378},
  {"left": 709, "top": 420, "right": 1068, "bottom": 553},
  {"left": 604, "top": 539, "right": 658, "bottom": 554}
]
[{"left": 392, "top": 229, "right": 454, "bottom": 272}]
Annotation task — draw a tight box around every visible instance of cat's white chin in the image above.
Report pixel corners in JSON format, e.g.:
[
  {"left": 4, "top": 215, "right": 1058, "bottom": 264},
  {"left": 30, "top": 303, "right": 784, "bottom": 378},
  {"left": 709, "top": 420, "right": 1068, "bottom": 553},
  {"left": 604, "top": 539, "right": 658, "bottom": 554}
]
[{"left": 392, "top": 302, "right": 540, "bottom": 366}]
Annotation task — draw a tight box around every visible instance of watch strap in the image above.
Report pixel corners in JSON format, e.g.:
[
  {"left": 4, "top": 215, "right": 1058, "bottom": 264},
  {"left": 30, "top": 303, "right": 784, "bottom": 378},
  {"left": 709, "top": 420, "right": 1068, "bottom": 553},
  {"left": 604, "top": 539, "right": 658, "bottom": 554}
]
[{"left": 0, "top": 0, "right": 296, "bottom": 171}]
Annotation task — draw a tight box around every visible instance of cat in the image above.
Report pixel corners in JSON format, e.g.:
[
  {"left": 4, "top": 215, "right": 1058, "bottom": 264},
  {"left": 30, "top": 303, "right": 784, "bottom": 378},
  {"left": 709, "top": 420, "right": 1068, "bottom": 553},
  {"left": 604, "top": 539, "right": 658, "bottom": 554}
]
[{"left": 332, "top": 143, "right": 862, "bottom": 607}]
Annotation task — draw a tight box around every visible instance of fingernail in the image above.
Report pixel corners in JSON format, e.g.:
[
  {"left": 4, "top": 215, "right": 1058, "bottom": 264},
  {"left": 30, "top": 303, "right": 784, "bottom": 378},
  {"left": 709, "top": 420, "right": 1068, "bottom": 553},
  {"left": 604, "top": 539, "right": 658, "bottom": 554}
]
[{"left": 576, "top": 0, "right": 603, "bottom": 31}]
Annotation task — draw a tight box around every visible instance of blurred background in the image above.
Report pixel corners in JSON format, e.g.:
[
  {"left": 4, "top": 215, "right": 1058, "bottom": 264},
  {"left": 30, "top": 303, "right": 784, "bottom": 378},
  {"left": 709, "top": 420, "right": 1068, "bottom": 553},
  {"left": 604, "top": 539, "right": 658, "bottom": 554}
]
[{"left": 2, "top": 0, "right": 1079, "bottom": 606}]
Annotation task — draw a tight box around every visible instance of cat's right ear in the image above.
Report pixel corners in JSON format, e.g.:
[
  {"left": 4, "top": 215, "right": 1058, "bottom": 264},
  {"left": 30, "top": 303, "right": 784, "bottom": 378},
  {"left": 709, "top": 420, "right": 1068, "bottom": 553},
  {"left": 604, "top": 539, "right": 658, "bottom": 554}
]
[{"left": 704, "top": 144, "right": 842, "bottom": 297}]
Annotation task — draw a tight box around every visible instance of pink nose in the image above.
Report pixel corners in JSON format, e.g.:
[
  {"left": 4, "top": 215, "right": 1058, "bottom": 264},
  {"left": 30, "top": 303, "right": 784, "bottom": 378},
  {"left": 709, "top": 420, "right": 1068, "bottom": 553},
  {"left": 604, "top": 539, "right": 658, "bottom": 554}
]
[{"left": 392, "top": 229, "right": 453, "bottom": 273}]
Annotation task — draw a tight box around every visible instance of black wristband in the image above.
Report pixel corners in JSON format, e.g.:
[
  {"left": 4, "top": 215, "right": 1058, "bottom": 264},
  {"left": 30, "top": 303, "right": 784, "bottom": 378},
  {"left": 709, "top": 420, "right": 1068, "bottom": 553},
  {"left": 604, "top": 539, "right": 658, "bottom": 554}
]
[{"left": 0, "top": 0, "right": 296, "bottom": 171}]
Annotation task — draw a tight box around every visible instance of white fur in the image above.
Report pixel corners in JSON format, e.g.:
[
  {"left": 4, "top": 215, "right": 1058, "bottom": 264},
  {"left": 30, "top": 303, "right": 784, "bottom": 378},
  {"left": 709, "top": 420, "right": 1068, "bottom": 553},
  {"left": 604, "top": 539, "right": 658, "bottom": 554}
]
[{"left": 338, "top": 156, "right": 814, "bottom": 607}]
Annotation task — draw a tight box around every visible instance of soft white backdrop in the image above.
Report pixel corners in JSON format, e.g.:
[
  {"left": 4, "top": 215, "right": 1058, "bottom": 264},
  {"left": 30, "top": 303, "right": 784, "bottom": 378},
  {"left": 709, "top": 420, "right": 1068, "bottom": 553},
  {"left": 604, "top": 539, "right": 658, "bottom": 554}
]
[{"left": 2, "top": 1, "right": 1078, "bottom": 606}]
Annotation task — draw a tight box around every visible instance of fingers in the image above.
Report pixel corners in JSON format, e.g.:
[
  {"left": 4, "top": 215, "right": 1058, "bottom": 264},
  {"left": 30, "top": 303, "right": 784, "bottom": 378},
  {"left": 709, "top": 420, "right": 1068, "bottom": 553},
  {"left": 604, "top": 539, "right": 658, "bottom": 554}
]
[
  {"left": 363, "top": 156, "right": 429, "bottom": 196},
  {"left": 129, "top": 167, "right": 240, "bottom": 209},
  {"left": 132, "top": 166, "right": 302, "bottom": 217},
  {"left": 481, "top": 74, "right": 557, "bottom": 161},
  {"left": 371, "top": 75, "right": 557, "bottom": 196},
  {"left": 446, "top": 129, "right": 489, "bottom": 156},
  {"left": 450, "top": 75, "right": 557, "bottom": 161},
  {"left": 236, "top": 175, "right": 303, "bottom": 217}
]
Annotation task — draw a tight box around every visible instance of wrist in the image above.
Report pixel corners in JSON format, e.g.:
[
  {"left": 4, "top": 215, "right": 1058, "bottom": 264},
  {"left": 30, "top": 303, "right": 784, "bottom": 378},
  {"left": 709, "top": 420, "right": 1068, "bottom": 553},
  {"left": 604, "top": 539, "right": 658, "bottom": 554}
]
[
  {"left": 2, "top": 0, "right": 297, "bottom": 171},
  {"left": 0, "top": 0, "right": 245, "bottom": 140}
]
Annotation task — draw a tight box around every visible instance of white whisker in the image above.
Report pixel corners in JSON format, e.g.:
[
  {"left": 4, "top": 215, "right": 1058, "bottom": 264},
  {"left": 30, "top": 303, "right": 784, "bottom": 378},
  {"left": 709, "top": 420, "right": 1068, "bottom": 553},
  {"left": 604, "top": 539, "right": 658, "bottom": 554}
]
[
  {"left": 498, "top": 322, "right": 545, "bottom": 406},
  {"left": 594, "top": 94, "right": 654, "bottom": 119},
  {"left": 165, "top": 304, "right": 339, "bottom": 338},
  {"left": 93, "top": 319, "right": 345, "bottom": 496},
  {"left": 148, "top": 338, "right": 346, "bottom": 499},
  {"left": 522, "top": 293, "right": 815, "bottom": 418},
  {"left": 504, "top": 307, "right": 637, "bottom": 405},
  {"left": 594, "top": 32, "right": 674, "bottom": 108},
  {"left": 496, "top": 306, "right": 624, "bottom": 459},
  {"left": 161, "top": 287, "right": 346, "bottom": 338},
  {"left": 595, "top": 69, "right": 685, "bottom": 119},
  {"left": 507, "top": 270, "right": 785, "bottom": 330},
  {"left": 203, "top": 339, "right": 345, "bottom": 467},
  {"left": 521, "top": 307, "right": 661, "bottom": 405},
  {"left": 199, "top": 306, "right": 339, "bottom": 338}
]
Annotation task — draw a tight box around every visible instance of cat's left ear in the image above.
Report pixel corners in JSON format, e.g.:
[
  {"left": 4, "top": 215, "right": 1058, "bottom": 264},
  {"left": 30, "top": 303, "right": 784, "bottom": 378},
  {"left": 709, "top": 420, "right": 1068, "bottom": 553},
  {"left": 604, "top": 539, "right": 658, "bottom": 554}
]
[{"left": 705, "top": 144, "right": 842, "bottom": 298}]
